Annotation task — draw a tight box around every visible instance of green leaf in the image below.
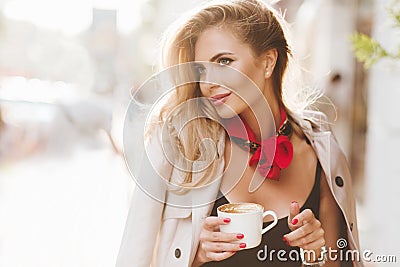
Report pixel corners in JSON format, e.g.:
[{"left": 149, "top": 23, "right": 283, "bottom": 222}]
[
  {"left": 388, "top": 0, "right": 400, "bottom": 28},
  {"left": 350, "top": 33, "right": 388, "bottom": 68}
]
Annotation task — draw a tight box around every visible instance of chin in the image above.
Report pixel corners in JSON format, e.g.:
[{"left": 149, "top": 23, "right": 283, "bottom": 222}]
[{"left": 214, "top": 106, "right": 242, "bottom": 119}]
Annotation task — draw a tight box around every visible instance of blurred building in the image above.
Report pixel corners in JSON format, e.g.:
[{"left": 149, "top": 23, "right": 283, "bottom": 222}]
[{"left": 87, "top": 8, "right": 118, "bottom": 94}]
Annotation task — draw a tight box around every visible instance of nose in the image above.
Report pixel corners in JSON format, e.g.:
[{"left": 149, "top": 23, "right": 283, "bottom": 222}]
[{"left": 200, "top": 65, "right": 220, "bottom": 91}]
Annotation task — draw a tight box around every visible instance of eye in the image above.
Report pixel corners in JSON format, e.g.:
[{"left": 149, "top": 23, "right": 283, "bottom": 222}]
[{"left": 218, "top": 57, "right": 233, "bottom": 66}]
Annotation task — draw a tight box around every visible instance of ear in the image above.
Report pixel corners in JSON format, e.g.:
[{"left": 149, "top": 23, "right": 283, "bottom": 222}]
[{"left": 263, "top": 48, "right": 278, "bottom": 79}]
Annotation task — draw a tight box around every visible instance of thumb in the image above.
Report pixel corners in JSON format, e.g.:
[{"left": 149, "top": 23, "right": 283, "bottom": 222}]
[{"left": 288, "top": 201, "right": 300, "bottom": 230}]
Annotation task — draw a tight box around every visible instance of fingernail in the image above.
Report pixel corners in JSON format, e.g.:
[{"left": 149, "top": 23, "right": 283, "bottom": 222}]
[
  {"left": 282, "top": 237, "right": 290, "bottom": 246},
  {"left": 223, "top": 218, "right": 231, "bottom": 223},
  {"left": 292, "top": 218, "right": 298, "bottom": 225},
  {"left": 237, "top": 233, "right": 244, "bottom": 239},
  {"left": 239, "top": 243, "right": 246, "bottom": 249}
]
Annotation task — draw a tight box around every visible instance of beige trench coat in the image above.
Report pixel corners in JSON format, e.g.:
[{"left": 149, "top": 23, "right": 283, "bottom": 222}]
[{"left": 116, "top": 111, "right": 364, "bottom": 267}]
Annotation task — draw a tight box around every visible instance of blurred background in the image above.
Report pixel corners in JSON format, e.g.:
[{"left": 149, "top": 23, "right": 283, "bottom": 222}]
[{"left": 0, "top": 0, "right": 399, "bottom": 266}]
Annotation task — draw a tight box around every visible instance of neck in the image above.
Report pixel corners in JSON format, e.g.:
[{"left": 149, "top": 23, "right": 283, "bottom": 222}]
[{"left": 240, "top": 96, "right": 280, "bottom": 141}]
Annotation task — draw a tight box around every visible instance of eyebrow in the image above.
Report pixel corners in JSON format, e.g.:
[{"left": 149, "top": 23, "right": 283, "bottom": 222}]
[{"left": 209, "top": 52, "right": 234, "bottom": 62}]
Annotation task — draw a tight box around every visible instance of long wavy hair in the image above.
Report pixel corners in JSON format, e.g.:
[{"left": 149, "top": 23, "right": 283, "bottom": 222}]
[{"left": 154, "top": 0, "right": 311, "bottom": 189}]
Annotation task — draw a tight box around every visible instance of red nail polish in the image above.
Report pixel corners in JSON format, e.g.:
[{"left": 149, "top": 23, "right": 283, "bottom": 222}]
[
  {"left": 282, "top": 236, "right": 287, "bottom": 242},
  {"left": 223, "top": 218, "right": 231, "bottom": 223},
  {"left": 292, "top": 218, "right": 298, "bottom": 225},
  {"left": 239, "top": 243, "right": 246, "bottom": 249},
  {"left": 237, "top": 233, "right": 244, "bottom": 239}
]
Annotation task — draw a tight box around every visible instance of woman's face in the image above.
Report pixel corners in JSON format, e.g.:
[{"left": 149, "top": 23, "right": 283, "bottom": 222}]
[{"left": 194, "top": 27, "right": 269, "bottom": 119}]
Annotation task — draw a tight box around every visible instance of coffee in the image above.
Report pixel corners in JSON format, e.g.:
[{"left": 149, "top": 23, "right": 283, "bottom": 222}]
[
  {"left": 218, "top": 203, "right": 262, "bottom": 214},
  {"left": 217, "top": 203, "right": 278, "bottom": 249}
]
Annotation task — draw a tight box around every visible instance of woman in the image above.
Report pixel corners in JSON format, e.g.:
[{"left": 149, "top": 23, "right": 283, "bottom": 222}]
[{"left": 117, "top": 0, "right": 363, "bottom": 266}]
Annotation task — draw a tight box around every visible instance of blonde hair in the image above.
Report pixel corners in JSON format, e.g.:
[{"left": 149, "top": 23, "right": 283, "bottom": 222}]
[{"left": 152, "top": 0, "right": 315, "bottom": 189}]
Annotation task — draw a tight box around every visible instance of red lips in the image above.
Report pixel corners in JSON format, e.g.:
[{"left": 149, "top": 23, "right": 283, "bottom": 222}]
[{"left": 209, "top": 92, "right": 231, "bottom": 106}]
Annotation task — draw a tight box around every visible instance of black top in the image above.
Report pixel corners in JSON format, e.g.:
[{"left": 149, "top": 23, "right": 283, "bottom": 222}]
[{"left": 202, "top": 162, "right": 322, "bottom": 267}]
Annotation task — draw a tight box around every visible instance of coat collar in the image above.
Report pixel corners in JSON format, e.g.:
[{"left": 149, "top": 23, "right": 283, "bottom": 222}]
[{"left": 291, "top": 111, "right": 333, "bottom": 182}]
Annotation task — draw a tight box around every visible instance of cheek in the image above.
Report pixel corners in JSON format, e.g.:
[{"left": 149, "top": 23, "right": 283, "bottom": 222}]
[{"left": 224, "top": 73, "right": 265, "bottom": 103}]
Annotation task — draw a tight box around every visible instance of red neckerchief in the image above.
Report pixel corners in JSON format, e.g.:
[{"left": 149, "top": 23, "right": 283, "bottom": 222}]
[{"left": 224, "top": 106, "right": 293, "bottom": 180}]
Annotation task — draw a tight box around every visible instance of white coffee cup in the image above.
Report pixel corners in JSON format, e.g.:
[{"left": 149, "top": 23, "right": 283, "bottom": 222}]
[{"left": 217, "top": 203, "right": 278, "bottom": 249}]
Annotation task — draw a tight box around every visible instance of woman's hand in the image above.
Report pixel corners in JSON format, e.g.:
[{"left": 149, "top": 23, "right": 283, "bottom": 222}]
[
  {"left": 192, "top": 216, "right": 245, "bottom": 266},
  {"left": 283, "top": 201, "right": 326, "bottom": 261}
]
